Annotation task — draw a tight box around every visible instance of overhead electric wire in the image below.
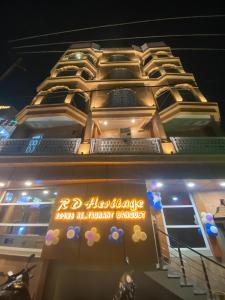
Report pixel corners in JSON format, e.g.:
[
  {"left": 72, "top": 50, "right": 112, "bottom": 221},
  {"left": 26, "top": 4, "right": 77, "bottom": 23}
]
[
  {"left": 16, "top": 48, "right": 225, "bottom": 55},
  {"left": 8, "top": 14, "right": 225, "bottom": 43},
  {"left": 12, "top": 33, "right": 225, "bottom": 50}
]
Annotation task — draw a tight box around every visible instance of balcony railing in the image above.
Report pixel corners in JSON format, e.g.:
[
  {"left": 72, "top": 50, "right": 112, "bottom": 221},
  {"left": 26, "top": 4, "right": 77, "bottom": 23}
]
[
  {"left": 170, "top": 137, "right": 225, "bottom": 154},
  {"left": 90, "top": 138, "right": 162, "bottom": 154},
  {"left": 0, "top": 138, "right": 81, "bottom": 156}
]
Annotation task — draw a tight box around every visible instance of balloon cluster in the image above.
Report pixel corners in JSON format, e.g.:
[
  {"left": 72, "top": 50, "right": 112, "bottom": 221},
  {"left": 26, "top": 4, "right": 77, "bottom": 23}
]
[
  {"left": 45, "top": 229, "right": 60, "bottom": 246},
  {"left": 147, "top": 191, "right": 162, "bottom": 210},
  {"left": 85, "top": 227, "right": 101, "bottom": 247},
  {"left": 132, "top": 225, "right": 147, "bottom": 242},
  {"left": 66, "top": 226, "right": 80, "bottom": 240},
  {"left": 201, "top": 212, "right": 218, "bottom": 237},
  {"left": 108, "top": 226, "right": 124, "bottom": 243}
]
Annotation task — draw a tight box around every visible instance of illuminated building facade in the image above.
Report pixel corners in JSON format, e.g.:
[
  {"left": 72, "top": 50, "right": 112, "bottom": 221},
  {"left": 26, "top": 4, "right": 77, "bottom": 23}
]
[{"left": 0, "top": 42, "right": 225, "bottom": 299}]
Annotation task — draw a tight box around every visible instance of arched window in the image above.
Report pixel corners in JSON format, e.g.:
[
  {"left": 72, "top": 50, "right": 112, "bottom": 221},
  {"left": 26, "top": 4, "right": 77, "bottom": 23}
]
[
  {"left": 164, "top": 66, "right": 180, "bottom": 74},
  {"left": 148, "top": 69, "right": 161, "bottom": 79},
  {"left": 56, "top": 69, "right": 77, "bottom": 77},
  {"left": 156, "top": 89, "right": 176, "bottom": 111},
  {"left": 42, "top": 88, "right": 68, "bottom": 105},
  {"left": 108, "top": 54, "right": 130, "bottom": 62},
  {"left": 71, "top": 92, "right": 87, "bottom": 113},
  {"left": 107, "top": 89, "right": 138, "bottom": 107},
  {"left": 68, "top": 52, "right": 85, "bottom": 61},
  {"left": 156, "top": 51, "right": 170, "bottom": 58},
  {"left": 177, "top": 87, "right": 198, "bottom": 102},
  {"left": 143, "top": 54, "right": 153, "bottom": 66},
  {"left": 106, "top": 68, "right": 135, "bottom": 79},
  {"left": 81, "top": 70, "right": 93, "bottom": 80}
]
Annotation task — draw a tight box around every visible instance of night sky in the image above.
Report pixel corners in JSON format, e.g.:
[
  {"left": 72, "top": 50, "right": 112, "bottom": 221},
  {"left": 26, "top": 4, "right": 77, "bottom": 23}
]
[{"left": 1, "top": 1, "right": 225, "bottom": 127}]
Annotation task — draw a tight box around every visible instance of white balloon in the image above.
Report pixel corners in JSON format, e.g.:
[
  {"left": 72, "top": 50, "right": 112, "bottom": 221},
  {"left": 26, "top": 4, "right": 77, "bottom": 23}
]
[
  {"left": 201, "top": 212, "right": 206, "bottom": 217},
  {"left": 210, "top": 226, "right": 218, "bottom": 234}
]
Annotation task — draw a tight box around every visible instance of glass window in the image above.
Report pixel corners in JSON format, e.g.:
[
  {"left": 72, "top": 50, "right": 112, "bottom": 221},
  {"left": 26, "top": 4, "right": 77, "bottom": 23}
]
[
  {"left": 0, "top": 127, "right": 10, "bottom": 140},
  {"left": 25, "top": 135, "right": 43, "bottom": 154},
  {"left": 108, "top": 89, "right": 138, "bottom": 107},
  {"left": 167, "top": 228, "right": 206, "bottom": 248},
  {"left": 149, "top": 70, "right": 161, "bottom": 79},
  {"left": 108, "top": 55, "right": 130, "bottom": 62},
  {"left": 163, "top": 207, "right": 196, "bottom": 225},
  {"left": 156, "top": 90, "right": 176, "bottom": 111},
  {"left": 42, "top": 90, "right": 68, "bottom": 105},
  {"left": 178, "top": 88, "right": 198, "bottom": 102},
  {"left": 0, "top": 189, "right": 57, "bottom": 249},
  {"left": 57, "top": 69, "right": 76, "bottom": 77},
  {"left": 164, "top": 67, "right": 179, "bottom": 73},
  {"left": 161, "top": 191, "right": 192, "bottom": 206},
  {"left": 106, "top": 68, "right": 135, "bottom": 80}
]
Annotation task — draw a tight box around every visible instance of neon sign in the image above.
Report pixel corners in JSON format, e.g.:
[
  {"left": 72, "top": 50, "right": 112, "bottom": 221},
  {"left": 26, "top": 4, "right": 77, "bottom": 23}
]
[{"left": 55, "top": 196, "right": 146, "bottom": 221}]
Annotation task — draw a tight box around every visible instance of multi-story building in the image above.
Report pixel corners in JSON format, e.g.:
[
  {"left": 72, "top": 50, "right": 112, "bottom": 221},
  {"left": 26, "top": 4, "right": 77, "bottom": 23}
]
[{"left": 0, "top": 42, "right": 225, "bottom": 300}]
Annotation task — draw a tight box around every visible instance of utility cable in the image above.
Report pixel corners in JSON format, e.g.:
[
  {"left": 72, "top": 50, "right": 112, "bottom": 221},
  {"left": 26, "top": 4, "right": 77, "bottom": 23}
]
[
  {"left": 12, "top": 33, "right": 225, "bottom": 50},
  {"left": 16, "top": 48, "right": 225, "bottom": 55},
  {"left": 8, "top": 14, "right": 225, "bottom": 43}
]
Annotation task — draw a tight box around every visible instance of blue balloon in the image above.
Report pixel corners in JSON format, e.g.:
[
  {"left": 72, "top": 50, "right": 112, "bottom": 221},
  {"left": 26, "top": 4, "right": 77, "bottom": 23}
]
[
  {"left": 74, "top": 226, "right": 80, "bottom": 234},
  {"left": 108, "top": 234, "right": 113, "bottom": 241},
  {"left": 147, "top": 191, "right": 154, "bottom": 206},
  {"left": 153, "top": 201, "right": 162, "bottom": 210},
  {"left": 118, "top": 229, "right": 124, "bottom": 237},
  {"left": 110, "top": 226, "right": 117, "bottom": 233}
]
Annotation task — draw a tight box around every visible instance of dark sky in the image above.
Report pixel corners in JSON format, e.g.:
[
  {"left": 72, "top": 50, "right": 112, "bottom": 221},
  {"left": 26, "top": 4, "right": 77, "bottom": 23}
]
[{"left": 0, "top": 0, "right": 225, "bottom": 126}]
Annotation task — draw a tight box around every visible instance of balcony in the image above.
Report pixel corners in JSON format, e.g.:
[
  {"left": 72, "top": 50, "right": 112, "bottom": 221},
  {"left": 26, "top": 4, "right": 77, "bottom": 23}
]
[
  {"left": 170, "top": 137, "right": 225, "bottom": 154},
  {"left": 0, "top": 138, "right": 81, "bottom": 156},
  {"left": 90, "top": 138, "right": 162, "bottom": 154}
]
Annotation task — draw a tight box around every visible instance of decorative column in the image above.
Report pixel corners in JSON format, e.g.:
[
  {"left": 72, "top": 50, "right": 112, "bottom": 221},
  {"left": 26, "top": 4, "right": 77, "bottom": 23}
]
[{"left": 78, "top": 112, "right": 93, "bottom": 154}]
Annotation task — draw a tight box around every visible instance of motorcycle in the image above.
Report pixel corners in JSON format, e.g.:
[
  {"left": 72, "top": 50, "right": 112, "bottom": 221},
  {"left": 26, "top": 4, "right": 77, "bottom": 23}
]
[{"left": 0, "top": 254, "right": 36, "bottom": 300}]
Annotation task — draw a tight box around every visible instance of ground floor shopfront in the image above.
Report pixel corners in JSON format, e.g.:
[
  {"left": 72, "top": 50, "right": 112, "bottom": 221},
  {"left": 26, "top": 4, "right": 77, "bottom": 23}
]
[{"left": 0, "top": 172, "right": 225, "bottom": 299}]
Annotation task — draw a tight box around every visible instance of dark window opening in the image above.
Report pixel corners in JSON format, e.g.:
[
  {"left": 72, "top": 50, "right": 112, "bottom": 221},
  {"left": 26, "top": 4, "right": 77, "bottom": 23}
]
[
  {"left": 42, "top": 90, "right": 68, "bottom": 104},
  {"left": 144, "top": 55, "right": 153, "bottom": 66},
  {"left": 108, "top": 89, "right": 138, "bottom": 107},
  {"left": 164, "top": 207, "right": 196, "bottom": 225},
  {"left": 106, "top": 68, "right": 135, "bottom": 79},
  {"left": 178, "top": 89, "right": 198, "bottom": 102},
  {"left": 71, "top": 93, "right": 87, "bottom": 113},
  {"left": 157, "top": 54, "right": 169, "bottom": 58},
  {"left": 167, "top": 228, "right": 206, "bottom": 248},
  {"left": 56, "top": 69, "right": 77, "bottom": 77},
  {"left": 164, "top": 67, "right": 179, "bottom": 73},
  {"left": 82, "top": 70, "right": 92, "bottom": 80},
  {"left": 149, "top": 70, "right": 161, "bottom": 78},
  {"left": 108, "top": 55, "right": 130, "bottom": 62},
  {"left": 156, "top": 90, "right": 175, "bottom": 111}
]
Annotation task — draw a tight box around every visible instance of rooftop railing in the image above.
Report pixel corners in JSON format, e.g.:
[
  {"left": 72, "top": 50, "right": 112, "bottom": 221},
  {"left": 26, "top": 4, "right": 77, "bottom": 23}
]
[
  {"left": 0, "top": 138, "right": 81, "bottom": 156},
  {"left": 170, "top": 137, "right": 225, "bottom": 154},
  {"left": 90, "top": 138, "right": 162, "bottom": 154}
]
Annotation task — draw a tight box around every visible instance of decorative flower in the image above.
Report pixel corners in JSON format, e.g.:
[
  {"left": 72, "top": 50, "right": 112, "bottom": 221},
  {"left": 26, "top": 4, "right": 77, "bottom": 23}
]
[
  {"left": 108, "top": 226, "right": 124, "bottom": 243},
  {"left": 147, "top": 191, "right": 162, "bottom": 210},
  {"left": 45, "top": 229, "right": 60, "bottom": 246},
  {"left": 132, "top": 225, "right": 147, "bottom": 242},
  {"left": 66, "top": 226, "right": 80, "bottom": 240},
  {"left": 85, "top": 227, "right": 101, "bottom": 247}
]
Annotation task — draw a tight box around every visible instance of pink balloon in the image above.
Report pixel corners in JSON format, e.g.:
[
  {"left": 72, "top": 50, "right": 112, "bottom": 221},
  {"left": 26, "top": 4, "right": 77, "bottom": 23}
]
[
  {"left": 46, "top": 233, "right": 53, "bottom": 241},
  {"left": 87, "top": 232, "right": 94, "bottom": 241}
]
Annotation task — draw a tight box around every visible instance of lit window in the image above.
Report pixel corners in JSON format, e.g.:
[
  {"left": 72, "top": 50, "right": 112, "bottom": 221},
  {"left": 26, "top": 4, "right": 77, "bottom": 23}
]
[
  {"left": 0, "top": 189, "right": 57, "bottom": 249},
  {"left": 25, "top": 135, "right": 43, "bottom": 154}
]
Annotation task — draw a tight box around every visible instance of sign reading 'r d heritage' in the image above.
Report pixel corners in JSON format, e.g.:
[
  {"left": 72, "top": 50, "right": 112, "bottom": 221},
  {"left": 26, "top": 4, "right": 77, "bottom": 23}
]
[{"left": 54, "top": 196, "right": 146, "bottom": 221}]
